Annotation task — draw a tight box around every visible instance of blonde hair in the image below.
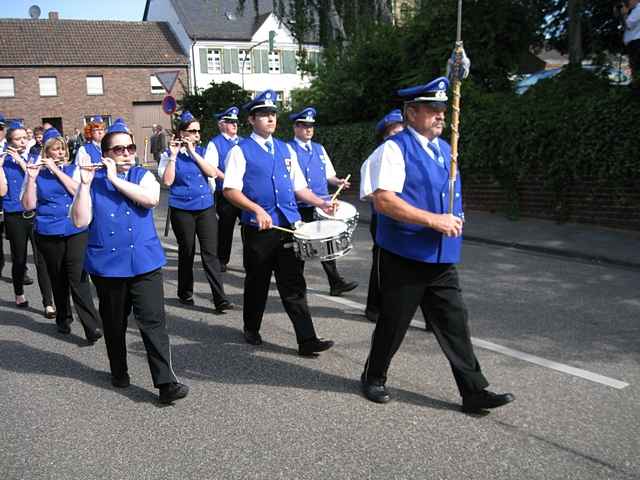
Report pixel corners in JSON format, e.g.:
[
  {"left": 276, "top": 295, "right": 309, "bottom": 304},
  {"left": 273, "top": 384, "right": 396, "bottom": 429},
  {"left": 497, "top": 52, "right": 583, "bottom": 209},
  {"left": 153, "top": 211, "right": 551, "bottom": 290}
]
[{"left": 44, "top": 136, "right": 70, "bottom": 163}]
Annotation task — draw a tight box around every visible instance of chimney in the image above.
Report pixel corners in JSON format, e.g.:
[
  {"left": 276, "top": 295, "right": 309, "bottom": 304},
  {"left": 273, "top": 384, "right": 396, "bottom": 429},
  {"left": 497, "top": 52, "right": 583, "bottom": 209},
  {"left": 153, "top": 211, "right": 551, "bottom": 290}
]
[{"left": 48, "top": 11, "right": 59, "bottom": 20}]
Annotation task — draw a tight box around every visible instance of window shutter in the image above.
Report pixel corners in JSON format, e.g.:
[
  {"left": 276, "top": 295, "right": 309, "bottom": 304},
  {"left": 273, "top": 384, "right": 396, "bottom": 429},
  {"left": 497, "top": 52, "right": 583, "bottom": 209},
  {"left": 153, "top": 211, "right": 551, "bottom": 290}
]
[
  {"left": 222, "top": 49, "right": 232, "bottom": 74},
  {"left": 308, "top": 51, "right": 319, "bottom": 68},
  {"left": 229, "top": 48, "right": 240, "bottom": 73},
  {"left": 251, "top": 49, "right": 262, "bottom": 73},
  {"left": 199, "top": 48, "right": 208, "bottom": 74},
  {"left": 282, "top": 50, "right": 296, "bottom": 74},
  {"left": 260, "top": 49, "right": 269, "bottom": 72}
]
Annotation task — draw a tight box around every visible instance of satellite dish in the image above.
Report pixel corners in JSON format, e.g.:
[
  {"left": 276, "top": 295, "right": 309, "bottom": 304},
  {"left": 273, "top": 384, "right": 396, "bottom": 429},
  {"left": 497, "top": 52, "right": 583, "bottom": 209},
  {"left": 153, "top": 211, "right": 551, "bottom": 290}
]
[{"left": 29, "top": 5, "right": 41, "bottom": 19}]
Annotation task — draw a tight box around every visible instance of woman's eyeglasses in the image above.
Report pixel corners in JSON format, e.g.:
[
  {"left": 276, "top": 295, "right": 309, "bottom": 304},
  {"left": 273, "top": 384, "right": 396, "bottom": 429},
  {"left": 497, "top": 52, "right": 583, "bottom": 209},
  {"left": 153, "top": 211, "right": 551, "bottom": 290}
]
[
  {"left": 107, "top": 144, "right": 137, "bottom": 155},
  {"left": 184, "top": 129, "right": 201, "bottom": 134}
]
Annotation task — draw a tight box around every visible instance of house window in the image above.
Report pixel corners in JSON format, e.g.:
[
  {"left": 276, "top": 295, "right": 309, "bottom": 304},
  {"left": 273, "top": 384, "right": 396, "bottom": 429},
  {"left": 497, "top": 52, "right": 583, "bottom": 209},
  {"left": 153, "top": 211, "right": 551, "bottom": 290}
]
[
  {"left": 150, "top": 75, "right": 164, "bottom": 95},
  {"left": 0, "top": 78, "right": 15, "bottom": 97},
  {"left": 39, "top": 77, "right": 57, "bottom": 96},
  {"left": 239, "top": 50, "right": 251, "bottom": 74},
  {"left": 86, "top": 76, "right": 104, "bottom": 95},
  {"left": 268, "top": 50, "right": 281, "bottom": 73},
  {"left": 207, "top": 49, "right": 222, "bottom": 74}
]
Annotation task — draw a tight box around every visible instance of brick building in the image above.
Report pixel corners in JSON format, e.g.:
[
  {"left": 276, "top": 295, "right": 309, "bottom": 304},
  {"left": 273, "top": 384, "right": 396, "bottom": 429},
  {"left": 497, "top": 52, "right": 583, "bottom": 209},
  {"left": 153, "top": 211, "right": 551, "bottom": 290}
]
[{"left": 0, "top": 14, "right": 189, "bottom": 154}]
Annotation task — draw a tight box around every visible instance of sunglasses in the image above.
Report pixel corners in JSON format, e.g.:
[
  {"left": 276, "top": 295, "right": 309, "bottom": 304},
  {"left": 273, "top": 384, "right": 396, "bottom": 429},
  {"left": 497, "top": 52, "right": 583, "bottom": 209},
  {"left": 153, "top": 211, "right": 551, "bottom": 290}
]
[
  {"left": 184, "top": 129, "right": 201, "bottom": 134},
  {"left": 107, "top": 144, "right": 137, "bottom": 155}
]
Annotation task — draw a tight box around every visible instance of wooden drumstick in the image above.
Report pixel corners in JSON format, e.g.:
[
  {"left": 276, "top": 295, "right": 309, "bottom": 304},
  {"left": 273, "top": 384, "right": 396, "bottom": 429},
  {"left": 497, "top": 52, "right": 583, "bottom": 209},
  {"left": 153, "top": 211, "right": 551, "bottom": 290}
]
[{"left": 330, "top": 174, "right": 351, "bottom": 203}]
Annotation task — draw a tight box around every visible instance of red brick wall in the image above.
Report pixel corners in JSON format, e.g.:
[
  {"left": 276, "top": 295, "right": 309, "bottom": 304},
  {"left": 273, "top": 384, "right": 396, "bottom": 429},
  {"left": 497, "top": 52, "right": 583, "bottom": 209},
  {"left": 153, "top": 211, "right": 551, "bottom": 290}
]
[
  {"left": 462, "top": 174, "right": 640, "bottom": 231},
  {"left": 0, "top": 66, "right": 188, "bottom": 133}
]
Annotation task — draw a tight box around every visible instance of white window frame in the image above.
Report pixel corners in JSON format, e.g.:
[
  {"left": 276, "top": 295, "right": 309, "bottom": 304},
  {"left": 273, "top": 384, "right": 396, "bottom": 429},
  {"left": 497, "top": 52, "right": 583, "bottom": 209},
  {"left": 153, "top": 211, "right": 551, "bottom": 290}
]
[
  {"left": 207, "top": 48, "right": 222, "bottom": 74},
  {"left": 268, "top": 50, "right": 281, "bottom": 74},
  {"left": 39, "top": 76, "right": 57, "bottom": 97},
  {"left": 86, "top": 75, "right": 104, "bottom": 96},
  {"left": 150, "top": 75, "right": 164, "bottom": 95},
  {"left": 239, "top": 49, "right": 252, "bottom": 74},
  {"left": 0, "top": 78, "right": 15, "bottom": 97}
]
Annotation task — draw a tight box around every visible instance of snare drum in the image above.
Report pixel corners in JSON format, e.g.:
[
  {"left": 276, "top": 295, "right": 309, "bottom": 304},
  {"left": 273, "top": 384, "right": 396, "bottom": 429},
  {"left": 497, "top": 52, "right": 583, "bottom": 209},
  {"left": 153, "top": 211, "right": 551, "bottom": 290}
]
[
  {"left": 293, "top": 220, "right": 352, "bottom": 262},
  {"left": 314, "top": 200, "right": 359, "bottom": 236}
]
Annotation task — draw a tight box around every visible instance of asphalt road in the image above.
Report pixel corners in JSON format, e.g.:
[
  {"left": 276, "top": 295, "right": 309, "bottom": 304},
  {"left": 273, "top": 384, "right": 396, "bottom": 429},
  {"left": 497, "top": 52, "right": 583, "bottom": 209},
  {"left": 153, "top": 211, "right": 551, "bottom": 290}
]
[{"left": 1, "top": 200, "right": 639, "bottom": 480}]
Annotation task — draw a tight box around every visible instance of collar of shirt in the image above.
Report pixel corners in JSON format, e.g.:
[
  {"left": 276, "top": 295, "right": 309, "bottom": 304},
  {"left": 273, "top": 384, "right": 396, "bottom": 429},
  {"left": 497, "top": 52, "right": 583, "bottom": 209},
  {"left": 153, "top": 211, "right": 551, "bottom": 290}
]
[
  {"left": 250, "top": 132, "right": 274, "bottom": 153},
  {"left": 406, "top": 125, "right": 440, "bottom": 160},
  {"left": 222, "top": 133, "right": 238, "bottom": 142},
  {"left": 294, "top": 137, "right": 312, "bottom": 151},
  {"left": 92, "top": 141, "right": 101, "bottom": 149}
]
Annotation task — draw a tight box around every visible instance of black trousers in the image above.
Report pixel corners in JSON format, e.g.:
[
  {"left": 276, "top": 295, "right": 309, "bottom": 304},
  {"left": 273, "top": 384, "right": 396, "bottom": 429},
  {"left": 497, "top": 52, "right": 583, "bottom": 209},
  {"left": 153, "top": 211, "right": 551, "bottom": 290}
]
[
  {"left": 36, "top": 232, "right": 101, "bottom": 338},
  {"left": 170, "top": 205, "right": 228, "bottom": 306},
  {"left": 0, "top": 211, "right": 5, "bottom": 275},
  {"left": 215, "top": 192, "right": 241, "bottom": 266},
  {"left": 241, "top": 225, "right": 317, "bottom": 344},
  {"left": 363, "top": 248, "right": 489, "bottom": 397},
  {"left": 299, "top": 206, "right": 343, "bottom": 288},
  {"left": 91, "top": 268, "right": 177, "bottom": 387},
  {"left": 3, "top": 212, "right": 53, "bottom": 305}
]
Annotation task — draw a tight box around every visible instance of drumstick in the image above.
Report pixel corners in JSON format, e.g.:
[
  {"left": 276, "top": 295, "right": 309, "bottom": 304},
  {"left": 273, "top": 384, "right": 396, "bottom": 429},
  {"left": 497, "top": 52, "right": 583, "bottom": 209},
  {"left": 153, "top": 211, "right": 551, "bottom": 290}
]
[
  {"left": 330, "top": 174, "right": 351, "bottom": 203},
  {"left": 271, "top": 225, "right": 297, "bottom": 235}
]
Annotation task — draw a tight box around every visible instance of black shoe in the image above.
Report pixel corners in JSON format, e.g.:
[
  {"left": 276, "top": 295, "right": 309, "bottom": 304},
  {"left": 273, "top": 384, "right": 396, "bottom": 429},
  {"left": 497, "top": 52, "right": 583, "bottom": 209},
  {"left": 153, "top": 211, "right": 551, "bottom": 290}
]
[
  {"left": 111, "top": 374, "right": 131, "bottom": 388},
  {"left": 298, "top": 337, "right": 334, "bottom": 356},
  {"left": 330, "top": 280, "right": 358, "bottom": 297},
  {"left": 215, "top": 300, "right": 235, "bottom": 313},
  {"left": 360, "top": 374, "right": 391, "bottom": 403},
  {"left": 462, "top": 390, "right": 515, "bottom": 413},
  {"left": 159, "top": 382, "right": 189, "bottom": 404},
  {"left": 23, "top": 274, "right": 34, "bottom": 286},
  {"left": 424, "top": 321, "right": 433, "bottom": 332},
  {"left": 16, "top": 300, "right": 29, "bottom": 309},
  {"left": 243, "top": 329, "right": 262, "bottom": 346},
  {"left": 87, "top": 330, "right": 103, "bottom": 345},
  {"left": 220, "top": 264, "right": 227, "bottom": 272},
  {"left": 44, "top": 306, "right": 57, "bottom": 319},
  {"left": 364, "top": 308, "right": 378, "bottom": 323},
  {"left": 57, "top": 324, "right": 71, "bottom": 334},
  {"left": 178, "top": 296, "right": 195, "bottom": 306}
]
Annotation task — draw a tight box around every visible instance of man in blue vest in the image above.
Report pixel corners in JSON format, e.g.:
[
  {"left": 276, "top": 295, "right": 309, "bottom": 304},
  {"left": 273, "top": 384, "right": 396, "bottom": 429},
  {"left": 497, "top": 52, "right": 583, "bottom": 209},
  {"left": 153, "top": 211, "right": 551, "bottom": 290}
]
[
  {"left": 223, "top": 89, "right": 335, "bottom": 356},
  {"left": 0, "top": 114, "right": 6, "bottom": 278},
  {"left": 360, "top": 77, "right": 515, "bottom": 413},
  {"left": 288, "top": 107, "right": 358, "bottom": 296},
  {"left": 204, "top": 106, "right": 243, "bottom": 272}
]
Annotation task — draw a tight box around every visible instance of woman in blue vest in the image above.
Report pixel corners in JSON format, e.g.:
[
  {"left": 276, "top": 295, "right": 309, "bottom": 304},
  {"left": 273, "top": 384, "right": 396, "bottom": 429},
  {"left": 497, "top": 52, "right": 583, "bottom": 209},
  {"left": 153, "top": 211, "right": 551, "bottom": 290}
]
[
  {"left": 21, "top": 127, "right": 102, "bottom": 343},
  {"left": 204, "top": 106, "right": 243, "bottom": 272},
  {"left": 359, "top": 78, "right": 514, "bottom": 413},
  {"left": 288, "top": 107, "right": 358, "bottom": 297},
  {"left": 75, "top": 116, "right": 105, "bottom": 165},
  {"left": 159, "top": 111, "right": 232, "bottom": 310},
  {"left": 223, "top": 89, "right": 335, "bottom": 356},
  {"left": 71, "top": 120, "right": 188, "bottom": 404},
  {"left": 0, "top": 121, "right": 53, "bottom": 313}
]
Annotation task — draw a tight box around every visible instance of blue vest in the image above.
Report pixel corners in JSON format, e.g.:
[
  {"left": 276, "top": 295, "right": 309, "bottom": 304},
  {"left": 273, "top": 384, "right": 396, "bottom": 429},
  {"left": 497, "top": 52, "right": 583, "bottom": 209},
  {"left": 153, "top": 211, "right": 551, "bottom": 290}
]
[
  {"left": 209, "top": 134, "right": 241, "bottom": 192},
  {"left": 28, "top": 144, "right": 42, "bottom": 163},
  {"left": 85, "top": 167, "right": 166, "bottom": 277},
  {"left": 35, "top": 164, "right": 86, "bottom": 236},
  {"left": 288, "top": 140, "right": 329, "bottom": 207},
  {"left": 83, "top": 142, "right": 102, "bottom": 164},
  {"left": 239, "top": 137, "right": 301, "bottom": 227},
  {"left": 376, "top": 130, "right": 463, "bottom": 264},
  {"left": 2, "top": 154, "right": 28, "bottom": 213},
  {"left": 168, "top": 145, "right": 214, "bottom": 211}
]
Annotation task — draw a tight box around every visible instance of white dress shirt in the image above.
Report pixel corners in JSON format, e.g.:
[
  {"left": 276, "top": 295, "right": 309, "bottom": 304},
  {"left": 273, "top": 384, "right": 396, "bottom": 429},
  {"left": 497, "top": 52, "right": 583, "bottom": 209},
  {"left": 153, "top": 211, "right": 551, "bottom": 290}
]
[
  {"left": 625, "top": 6, "right": 640, "bottom": 44},
  {"left": 223, "top": 132, "right": 308, "bottom": 192}
]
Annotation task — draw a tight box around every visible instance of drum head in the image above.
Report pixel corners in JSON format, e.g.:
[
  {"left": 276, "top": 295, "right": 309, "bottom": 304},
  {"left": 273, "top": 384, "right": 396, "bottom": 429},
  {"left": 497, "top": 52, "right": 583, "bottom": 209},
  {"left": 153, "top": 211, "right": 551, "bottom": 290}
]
[
  {"left": 295, "top": 220, "right": 347, "bottom": 239},
  {"left": 315, "top": 200, "right": 357, "bottom": 220}
]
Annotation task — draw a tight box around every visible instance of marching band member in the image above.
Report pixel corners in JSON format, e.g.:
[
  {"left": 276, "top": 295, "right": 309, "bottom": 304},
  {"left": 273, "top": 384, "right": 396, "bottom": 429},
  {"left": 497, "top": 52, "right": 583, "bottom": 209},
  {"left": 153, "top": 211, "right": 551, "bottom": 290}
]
[
  {"left": 360, "top": 78, "right": 514, "bottom": 413},
  {"left": 0, "top": 121, "right": 54, "bottom": 314},
  {"left": 0, "top": 114, "right": 6, "bottom": 278},
  {"left": 204, "top": 106, "right": 243, "bottom": 272},
  {"left": 75, "top": 116, "right": 105, "bottom": 164},
  {"left": 288, "top": 107, "right": 358, "bottom": 297},
  {"left": 71, "top": 120, "right": 188, "bottom": 404},
  {"left": 158, "top": 111, "right": 233, "bottom": 310},
  {"left": 223, "top": 90, "right": 335, "bottom": 355},
  {"left": 21, "top": 127, "right": 102, "bottom": 342}
]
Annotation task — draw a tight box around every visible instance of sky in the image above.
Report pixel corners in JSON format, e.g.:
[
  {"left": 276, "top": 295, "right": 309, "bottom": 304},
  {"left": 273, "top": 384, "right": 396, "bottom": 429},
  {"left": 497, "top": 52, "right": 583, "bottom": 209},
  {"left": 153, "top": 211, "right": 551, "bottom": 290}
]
[{"left": 0, "top": 0, "right": 147, "bottom": 21}]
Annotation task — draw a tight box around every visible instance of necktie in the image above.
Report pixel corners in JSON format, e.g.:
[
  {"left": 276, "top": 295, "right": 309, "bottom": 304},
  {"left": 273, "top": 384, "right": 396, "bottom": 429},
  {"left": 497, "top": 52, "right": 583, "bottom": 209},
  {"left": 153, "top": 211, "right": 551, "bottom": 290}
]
[
  {"left": 265, "top": 141, "right": 273, "bottom": 154},
  {"left": 427, "top": 141, "right": 444, "bottom": 166},
  {"left": 305, "top": 144, "right": 312, "bottom": 154}
]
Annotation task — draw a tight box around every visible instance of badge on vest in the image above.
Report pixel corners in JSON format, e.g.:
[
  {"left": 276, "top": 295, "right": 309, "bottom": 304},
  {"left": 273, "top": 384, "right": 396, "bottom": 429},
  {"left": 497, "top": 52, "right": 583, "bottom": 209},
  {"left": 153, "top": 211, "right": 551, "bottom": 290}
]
[{"left": 285, "top": 157, "right": 292, "bottom": 173}]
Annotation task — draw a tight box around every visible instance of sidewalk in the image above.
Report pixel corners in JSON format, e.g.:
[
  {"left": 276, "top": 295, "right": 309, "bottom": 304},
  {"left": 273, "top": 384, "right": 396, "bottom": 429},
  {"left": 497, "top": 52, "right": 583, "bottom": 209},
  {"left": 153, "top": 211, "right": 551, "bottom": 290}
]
[{"left": 340, "top": 191, "right": 640, "bottom": 269}]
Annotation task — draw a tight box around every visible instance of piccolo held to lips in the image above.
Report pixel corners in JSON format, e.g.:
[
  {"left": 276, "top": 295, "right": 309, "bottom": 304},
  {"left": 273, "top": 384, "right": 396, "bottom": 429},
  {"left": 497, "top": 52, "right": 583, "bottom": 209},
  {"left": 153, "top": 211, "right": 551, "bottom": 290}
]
[
  {"left": 78, "top": 161, "right": 135, "bottom": 169},
  {"left": 27, "top": 159, "right": 66, "bottom": 167}
]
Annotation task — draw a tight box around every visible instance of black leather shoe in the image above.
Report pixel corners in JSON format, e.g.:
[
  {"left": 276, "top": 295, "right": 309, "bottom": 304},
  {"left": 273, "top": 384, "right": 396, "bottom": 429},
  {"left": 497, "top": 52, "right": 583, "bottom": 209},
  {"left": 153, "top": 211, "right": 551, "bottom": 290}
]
[
  {"left": 159, "top": 382, "right": 189, "bottom": 404},
  {"left": 330, "top": 280, "right": 358, "bottom": 297},
  {"left": 462, "top": 390, "right": 515, "bottom": 413},
  {"left": 87, "top": 330, "right": 103, "bottom": 345},
  {"left": 57, "top": 324, "right": 71, "bottom": 334},
  {"left": 178, "top": 296, "right": 195, "bottom": 306},
  {"left": 16, "top": 300, "right": 29, "bottom": 309},
  {"left": 243, "top": 329, "right": 263, "bottom": 346},
  {"left": 364, "top": 308, "right": 378, "bottom": 323},
  {"left": 360, "top": 374, "right": 391, "bottom": 403},
  {"left": 220, "top": 264, "right": 227, "bottom": 272},
  {"left": 298, "top": 338, "right": 334, "bottom": 356},
  {"left": 23, "top": 274, "right": 34, "bottom": 286},
  {"left": 111, "top": 374, "right": 131, "bottom": 388},
  {"left": 424, "top": 321, "right": 433, "bottom": 332},
  {"left": 215, "top": 300, "right": 235, "bottom": 313}
]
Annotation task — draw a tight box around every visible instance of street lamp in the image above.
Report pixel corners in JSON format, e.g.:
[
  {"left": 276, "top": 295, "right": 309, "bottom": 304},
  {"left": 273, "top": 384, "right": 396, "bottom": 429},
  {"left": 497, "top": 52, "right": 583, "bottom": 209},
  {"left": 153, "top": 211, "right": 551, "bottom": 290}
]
[{"left": 241, "top": 30, "right": 276, "bottom": 89}]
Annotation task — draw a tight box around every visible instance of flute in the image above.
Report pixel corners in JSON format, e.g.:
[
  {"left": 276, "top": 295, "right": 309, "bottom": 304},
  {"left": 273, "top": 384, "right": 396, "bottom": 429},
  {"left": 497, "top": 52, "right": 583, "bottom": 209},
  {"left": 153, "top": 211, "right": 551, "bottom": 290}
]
[
  {"left": 27, "top": 159, "right": 66, "bottom": 167},
  {"left": 78, "top": 160, "right": 135, "bottom": 170}
]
